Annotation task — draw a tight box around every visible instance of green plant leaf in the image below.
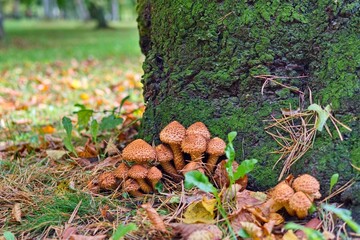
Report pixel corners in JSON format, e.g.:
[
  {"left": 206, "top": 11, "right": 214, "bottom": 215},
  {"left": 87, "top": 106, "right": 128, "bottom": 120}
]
[
  {"left": 119, "top": 95, "right": 130, "bottom": 112},
  {"left": 285, "top": 222, "right": 325, "bottom": 240},
  {"left": 184, "top": 171, "right": 217, "bottom": 195},
  {"left": 62, "top": 116, "right": 73, "bottom": 137},
  {"left": 308, "top": 104, "right": 331, "bottom": 131},
  {"left": 233, "top": 159, "right": 258, "bottom": 180},
  {"left": 238, "top": 229, "right": 250, "bottom": 238},
  {"left": 90, "top": 119, "right": 99, "bottom": 143},
  {"left": 76, "top": 109, "right": 94, "bottom": 129},
  {"left": 228, "top": 131, "right": 237, "bottom": 142},
  {"left": 100, "top": 114, "right": 123, "bottom": 131},
  {"left": 112, "top": 223, "right": 138, "bottom": 240},
  {"left": 3, "top": 231, "right": 16, "bottom": 240},
  {"left": 225, "top": 132, "right": 237, "bottom": 185},
  {"left": 322, "top": 204, "right": 360, "bottom": 233},
  {"left": 329, "top": 173, "right": 339, "bottom": 194}
]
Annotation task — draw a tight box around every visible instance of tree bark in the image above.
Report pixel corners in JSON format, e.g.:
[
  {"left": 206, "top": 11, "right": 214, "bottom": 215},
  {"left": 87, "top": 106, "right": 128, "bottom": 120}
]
[{"left": 137, "top": 1, "right": 360, "bottom": 214}]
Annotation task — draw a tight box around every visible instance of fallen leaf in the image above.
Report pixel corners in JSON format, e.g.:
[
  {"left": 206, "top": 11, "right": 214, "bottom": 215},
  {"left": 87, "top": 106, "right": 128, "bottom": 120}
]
[
  {"left": 12, "top": 203, "right": 22, "bottom": 223},
  {"left": 141, "top": 203, "right": 167, "bottom": 232},
  {"left": 40, "top": 125, "right": 56, "bottom": 134},
  {"left": 171, "top": 223, "right": 222, "bottom": 240},
  {"left": 61, "top": 226, "right": 77, "bottom": 240},
  {"left": 46, "top": 150, "right": 68, "bottom": 160},
  {"left": 282, "top": 230, "right": 298, "bottom": 240},
  {"left": 183, "top": 197, "right": 217, "bottom": 224},
  {"left": 69, "top": 235, "right": 106, "bottom": 240},
  {"left": 240, "top": 222, "right": 263, "bottom": 239}
]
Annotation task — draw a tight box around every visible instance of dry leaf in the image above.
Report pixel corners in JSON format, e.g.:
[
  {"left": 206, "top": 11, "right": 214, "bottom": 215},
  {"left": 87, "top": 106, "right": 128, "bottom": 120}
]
[
  {"left": 61, "top": 226, "right": 77, "bottom": 240},
  {"left": 268, "top": 213, "right": 284, "bottom": 225},
  {"left": 171, "top": 223, "right": 222, "bottom": 240},
  {"left": 183, "top": 197, "right": 217, "bottom": 224},
  {"left": 240, "top": 221, "right": 263, "bottom": 239},
  {"left": 236, "top": 190, "right": 267, "bottom": 211},
  {"left": 46, "top": 150, "right": 68, "bottom": 160},
  {"left": 69, "top": 235, "right": 106, "bottom": 240},
  {"left": 12, "top": 203, "right": 22, "bottom": 223},
  {"left": 40, "top": 125, "right": 56, "bottom": 134},
  {"left": 141, "top": 203, "right": 167, "bottom": 232},
  {"left": 282, "top": 230, "right": 298, "bottom": 240}
]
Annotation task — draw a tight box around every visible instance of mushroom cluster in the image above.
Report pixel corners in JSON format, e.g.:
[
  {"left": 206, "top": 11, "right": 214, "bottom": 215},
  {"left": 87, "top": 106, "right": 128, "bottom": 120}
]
[
  {"left": 98, "top": 121, "right": 228, "bottom": 196},
  {"left": 264, "top": 174, "right": 321, "bottom": 219}
]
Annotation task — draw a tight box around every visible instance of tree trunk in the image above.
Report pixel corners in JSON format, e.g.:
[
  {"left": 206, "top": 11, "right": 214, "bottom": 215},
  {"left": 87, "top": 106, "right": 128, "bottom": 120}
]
[
  {"left": 75, "top": 0, "right": 90, "bottom": 21},
  {"left": 0, "top": 2, "right": 4, "bottom": 40},
  {"left": 111, "top": 0, "right": 119, "bottom": 21},
  {"left": 42, "top": 0, "right": 52, "bottom": 19},
  {"left": 137, "top": 1, "right": 360, "bottom": 214},
  {"left": 12, "top": 0, "right": 20, "bottom": 19},
  {"left": 89, "top": 3, "right": 109, "bottom": 29}
]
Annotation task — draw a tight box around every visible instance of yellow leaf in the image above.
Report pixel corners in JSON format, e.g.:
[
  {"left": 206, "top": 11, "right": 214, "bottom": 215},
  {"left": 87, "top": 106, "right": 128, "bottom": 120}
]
[
  {"left": 183, "top": 197, "right": 216, "bottom": 224},
  {"left": 80, "top": 93, "right": 90, "bottom": 100},
  {"left": 41, "top": 125, "right": 56, "bottom": 134},
  {"left": 282, "top": 230, "right": 298, "bottom": 240},
  {"left": 70, "top": 80, "right": 82, "bottom": 89},
  {"left": 12, "top": 203, "right": 22, "bottom": 223}
]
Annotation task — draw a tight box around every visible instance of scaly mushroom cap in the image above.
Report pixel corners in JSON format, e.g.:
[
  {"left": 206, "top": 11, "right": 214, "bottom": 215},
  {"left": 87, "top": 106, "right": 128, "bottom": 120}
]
[
  {"left": 186, "top": 122, "right": 211, "bottom": 141},
  {"left": 128, "top": 165, "right": 148, "bottom": 179},
  {"left": 289, "top": 191, "right": 312, "bottom": 219},
  {"left": 147, "top": 166, "right": 163, "bottom": 181},
  {"left": 181, "top": 134, "right": 207, "bottom": 155},
  {"left": 160, "top": 121, "right": 186, "bottom": 145},
  {"left": 122, "top": 139, "right": 156, "bottom": 163},
  {"left": 123, "top": 179, "right": 140, "bottom": 192},
  {"left": 155, "top": 144, "right": 173, "bottom": 162},
  {"left": 292, "top": 174, "right": 321, "bottom": 198},
  {"left": 113, "top": 162, "right": 129, "bottom": 179},
  {"left": 206, "top": 137, "right": 226, "bottom": 156},
  {"left": 271, "top": 182, "right": 295, "bottom": 204},
  {"left": 98, "top": 172, "right": 119, "bottom": 190}
]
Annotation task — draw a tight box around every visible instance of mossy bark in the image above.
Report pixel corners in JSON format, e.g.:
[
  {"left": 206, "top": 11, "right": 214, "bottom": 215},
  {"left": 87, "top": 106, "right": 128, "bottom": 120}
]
[{"left": 137, "top": 0, "right": 360, "bottom": 211}]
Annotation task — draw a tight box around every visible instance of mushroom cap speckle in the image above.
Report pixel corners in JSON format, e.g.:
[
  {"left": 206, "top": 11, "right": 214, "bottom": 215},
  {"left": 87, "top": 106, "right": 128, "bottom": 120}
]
[
  {"left": 289, "top": 191, "right": 312, "bottom": 212},
  {"left": 186, "top": 122, "right": 211, "bottom": 140},
  {"left": 122, "top": 139, "right": 156, "bottom": 163},
  {"left": 123, "top": 179, "right": 140, "bottom": 192},
  {"left": 292, "top": 174, "right": 320, "bottom": 195},
  {"left": 206, "top": 137, "right": 226, "bottom": 156},
  {"left": 128, "top": 165, "right": 148, "bottom": 179},
  {"left": 113, "top": 162, "right": 129, "bottom": 179},
  {"left": 271, "top": 182, "right": 295, "bottom": 203},
  {"left": 155, "top": 144, "right": 174, "bottom": 162},
  {"left": 98, "top": 172, "right": 119, "bottom": 190},
  {"left": 160, "top": 121, "right": 186, "bottom": 144},
  {"left": 181, "top": 134, "right": 207, "bottom": 154},
  {"left": 147, "top": 166, "right": 163, "bottom": 180}
]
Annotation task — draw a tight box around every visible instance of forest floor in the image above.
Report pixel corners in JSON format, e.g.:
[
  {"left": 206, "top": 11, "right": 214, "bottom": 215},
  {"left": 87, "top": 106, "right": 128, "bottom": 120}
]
[{"left": 0, "top": 21, "right": 358, "bottom": 240}]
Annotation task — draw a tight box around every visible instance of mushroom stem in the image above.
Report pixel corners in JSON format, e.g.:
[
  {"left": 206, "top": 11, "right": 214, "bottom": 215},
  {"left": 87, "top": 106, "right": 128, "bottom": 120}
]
[
  {"left": 160, "top": 161, "right": 179, "bottom": 176},
  {"left": 206, "top": 155, "right": 219, "bottom": 172},
  {"left": 136, "top": 179, "right": 153, "bottom": 193},
  {"left": 129, "top": 190, "right": 144, "bottom": 197},
  {"left": 170, "top": 144, "right": 185, "bottom": 170},
  {"left": 190, "top": 153, "right": 203, "bottom": 162}
]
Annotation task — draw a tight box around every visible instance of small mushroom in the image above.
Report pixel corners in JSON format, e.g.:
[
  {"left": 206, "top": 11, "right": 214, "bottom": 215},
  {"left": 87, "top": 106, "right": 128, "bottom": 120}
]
[
  {"left": 288, "top": 191, "right": 313, "bottom": 219},
  {"left": 123, "top": 179, "right": 143, "bottom": 197},
  {"left": 181, "top": 134, "right": 207, "bottom": 162},
  {"left": 292, "top": 174, "right": 321, "bottom": 201},
  {"left": 181, "top": 161, "right": 205, "bottom": 175},
  {"left": 155, "top": 144, "right": 183, "bottom": 182},
  {"left": 186, "top": 122, "right": 211, "bottom": 141},
  {"left": 264, "top": 182, "right": 295, "bottom": 215},
  {"left": 147, "top": 166, "right": 163, "bottom": 190},
  {"left": 122, "top": 139, "right": 156, "bottom": 165},
  {"left": 160, "top": 121, "right": 186, "bottom": 170},
  {"left": 113, "top": 162, "right": 129, "bottom": 182},
  {"left": 206, "top": 137, "right": 226, "bottom": 172},
  {"left": 128, "top": 165, "right": 152, "bottom": 193},
  {"left": 98, "top": 172, "right": 119, "bottom": 190}
]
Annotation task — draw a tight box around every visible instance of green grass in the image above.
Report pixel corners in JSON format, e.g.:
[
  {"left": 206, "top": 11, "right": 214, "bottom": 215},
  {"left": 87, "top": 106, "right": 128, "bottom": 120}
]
[{"left": 0, "top": 20, "right": 141, "bottom": 68}]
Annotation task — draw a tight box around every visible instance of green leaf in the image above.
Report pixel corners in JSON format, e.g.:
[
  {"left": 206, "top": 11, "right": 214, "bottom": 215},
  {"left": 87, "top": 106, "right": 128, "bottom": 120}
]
[
  {"left": 285, "top": 222, "right": 325, "bottom": 240},
  {"left": 76, "top": 109, "right": 93, "bottom": 129},
  {"left": 100, "top": 114, "right": 123, "bottom": 131},
  {"left": 62, "top": 116, "right": 73, "bottom": 137},
  {"left": 90, "top": 119, "right": 99, "bottom": 143},
  {"left": 329, "top": 173, "right": 339, "bottom": 194},
  {"left": 238, "top": 229, "right": 250, "bottom": 238},
  {"left": 3, "top": 231, "right": 16, "bottom": 240},
  {"left": 233, "top": 159, "right": 258, "bottom": 180},
  {"left": 228, "top": 131, "right": 237, "bottom": 142},
  {"left": 323, "top": 204, "right": 360, "bottom": 233},
  {"left": 119, "top": 95, "right": 130, "bottom": 112},
  {"left": 112, "top": 223, "right": 138, "bottom": 240},
  {"left": 184, "top": 171, "right": 217, "bottom": 195},
  {"left": 308, "top": 104, "right": 331, "bottom": 131}
]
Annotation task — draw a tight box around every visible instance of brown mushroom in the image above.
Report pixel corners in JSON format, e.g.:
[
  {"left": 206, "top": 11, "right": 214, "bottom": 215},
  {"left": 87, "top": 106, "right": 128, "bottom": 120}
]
[
  {"left": 159, "top": 121, "right": 186, "bottom": 170},
  {"left": 181, "top": 161, "right": 205, "bottom": 175},
  {"left": 181, "top": 134, "right": 207, "bottom": 162},
  {"left": 123, "top": 179, "right": 143, "bottom": 197},
  {"left": 292, "top": 174, "right": 321, "bottom": 201},
  {"left": 186, "top": 122, "right": 211, "bottom": 141},
  {"left": 155, "top": 144, "right": 183, "bottom": 182},
  {"left": 288, "top": 191, "right": 313, "bottom": 219},
  {"left": 206, "top": 137, "right": 226, "bottom": 172},
  {"left": 98, "top": 172, "right": 119, "bottom": 190},
  {"left": 113, "top": 162, "right": 129, "bottom": 182},
  {"left": 128, "top": 165, "right": 152, "bottom": 193},
  {"left": 122, "top": 139, "right": 156, "bottom": 165},
  {"left": 264, "top": 182, "right": 295, "bottom": 216},
  {"left": 147, "top": 166, "right": 163, "bottom": 190}
]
